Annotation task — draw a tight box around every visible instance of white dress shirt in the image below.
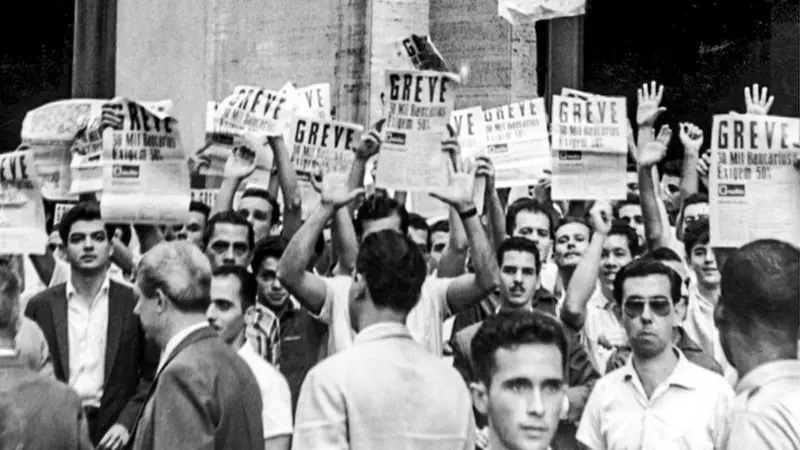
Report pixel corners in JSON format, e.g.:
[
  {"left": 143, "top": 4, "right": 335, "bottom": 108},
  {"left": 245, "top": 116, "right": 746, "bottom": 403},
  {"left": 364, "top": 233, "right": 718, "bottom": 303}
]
[
  {"left": 293, "top": 322, "right": 475, "bottom": 450},
  {"left": 156, "top": 321, "right": 209, "bottom": 374},
  {"left": 66, "top": 276, "right": 110, "bottom": 407},
  {"left": 238, "top": 339, "right": 293, "bottom": 440},
  {"left": 577, "top": 348, "right": 734, "bottom": 450}
]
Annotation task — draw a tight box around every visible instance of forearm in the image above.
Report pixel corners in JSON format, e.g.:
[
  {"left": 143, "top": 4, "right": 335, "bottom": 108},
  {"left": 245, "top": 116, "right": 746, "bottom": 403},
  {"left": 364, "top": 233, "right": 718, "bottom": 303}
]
[
  {"left": 212, "top": 176, "right": 242, "bottom": 215},
  {"left": 561, "top": 234, "right": 604, "bottom": 328},
  {"left": 485, "top": 187, "right": 506, "bottom": 249},
  {"left": 346, "top": 158, "right": 368, "bottom": 216},
  {"left": 638, "top": 165, "right": 669, "bottom": 250},
  {"left": 110, "top": 238, "right": 135, "bottom": 274},
  {"left": 438, "top": 207, "right": 468, "bottom": 278},
  {"left": 269, "top": 136, "right": 303, "bottom": 239},
  {"left": 279, "top": 204, "right": 335, "bottom": 279},
  {"left": 332, "top": 206, "right": 358, "bottom": 275},
  {"left": 462, "top": 209, "right": 500, "bottom": 292}
]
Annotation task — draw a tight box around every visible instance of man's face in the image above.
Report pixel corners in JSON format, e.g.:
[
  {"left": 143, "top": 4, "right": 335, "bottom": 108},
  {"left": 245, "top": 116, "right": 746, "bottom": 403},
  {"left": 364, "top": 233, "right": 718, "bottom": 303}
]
[
  {"left": 621, "top": 274, "right": 676, "bottom": 359},
  {"left": 660, "top": 174, "right": 682, "bottom": 213},
  {"left": 64, "top": 220, "right": 113, "bottom": 273},
  {"left": 205, "top": 223, "right": 251, "bottom": 270},
  {"left": 617, "top": 204, "right": 645, "bottom": 248},
  {"left": 682, "top": 202, "right": 709, "bottom": 234},
  {"left": 553, "top": 222, "right": 590, "bottom": 269},
  {"left": 599, "top": 234, "right": 634, "bottom": 290},
  {"left": 688, "top": 242, "right": 720, "bottom": 288},
  {"left": 256, "top": 256, "right": 289, "bottom": 308},
  {"left": 408, "top": 227, "right": 429, "bottom": 255},
  {"left": 176, "top": 211, "right": 207, "bottom": 248},
  {"left": 238, "top": 196, "right": 272, "bottom": 244},
  {"left": 626, "top": 171, "right": 639, "bottom": 197},
  {"left": 512, "top": 210, "right": 552, "bottom": 263},
  {"left": 473, "top": 344, "right": 564, "bottom": 450},
  {"left": 361, "top": 213, "right": 402, "bottom": 240},
  {"left": 133, "top": 282, "right": 160, "bottom": 341},
  {"left": 500, "top": 250, "right": 538, "bottom": 308},
  {"left": 430, "top": 231, "right": 449, "bottom": 264},
  {"left": 207, "top": 275, "right": 245, "bottom": 344}
]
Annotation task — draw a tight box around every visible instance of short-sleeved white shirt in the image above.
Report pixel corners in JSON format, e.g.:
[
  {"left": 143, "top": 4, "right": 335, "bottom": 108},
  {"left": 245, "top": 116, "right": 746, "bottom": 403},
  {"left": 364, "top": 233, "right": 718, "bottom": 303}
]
[
  {"left": 577, "top": 348, "right": 734, "bottom": 450},
  {"left": 316, "top": 275, "right": 453, "bottom": 356},
  {"left": 581, "top": 289, "right": 628, "bottom": 375},
  {"left": 238, "top": 340, "right": 293, "bottom": 439}
]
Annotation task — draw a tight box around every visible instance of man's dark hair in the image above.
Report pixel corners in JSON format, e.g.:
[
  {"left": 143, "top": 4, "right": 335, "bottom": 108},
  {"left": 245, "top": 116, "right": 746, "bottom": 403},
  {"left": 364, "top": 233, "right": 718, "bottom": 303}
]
[
  {"left": 683, "top": 217, "right": 710, "bottom": 256},
  {"left": 251, "top": 235, "right": 288, "bottom": 274},
  {"left": 107, "top": 223, "right": 133, "bottom": 247},
  {"left": 497, "top": 237, "right": 541, "bottom": 275},
  {"left": 506, "top": 198, "right": 556, "bottom": 237},
  {"left": 189, "top": 201, "right": 212, "bottom": 220},
  {"left": 471, "top": 310, "right": 568, "bottom": 385},
  {"left": 58, "top": 201, "right": 115, "bottom": 245},
  {"left": 720, "top": 239, "right": 799, "bottom": 339},
  {"left": 354, "top": 195, "right": 409, "bottom": 237},
  {"left": 430, "top": 219, "right": 449, "bottom": 235},
  {"left": 356, "top": 230, "right": 426, "bottom": 314},
  {"left": 613, "top": 193, "right": 641, "bottom": 217},
  {"left": 607, "top": 220, "right": 640, "bottom": 256},
  {"left": 240, "top": 188, "right": 281, "bottom": 225},
  {"left": 683, "top": 192, "right": 708, "bottom": 210},
  {"left": 203, "top": 211, "right": 255, "bottom": 251},
  {"left": 613, "top": 259, "right": 682, "bottom": 305},
  {"left": 213, "top": 265, "right": 258, "bottom": 311},
  {"left": 555, "top": 216, "right": 592, "bottom": 236},
  {"left": 647, "top": 247, "right": 682, "bottom": 263},
  {"left": 407, "top": 213, "right": 429, "bottom": 233}
]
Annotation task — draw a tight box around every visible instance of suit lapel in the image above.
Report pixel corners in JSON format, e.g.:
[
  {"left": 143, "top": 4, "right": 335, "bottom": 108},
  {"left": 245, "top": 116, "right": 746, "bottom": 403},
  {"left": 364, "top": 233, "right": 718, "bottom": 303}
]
[
  {"left": 104, "top": 281, "right": 126, "bottom": 384},
  {"left": 50, "top": 285, "right": 70, "bottom": 377}
]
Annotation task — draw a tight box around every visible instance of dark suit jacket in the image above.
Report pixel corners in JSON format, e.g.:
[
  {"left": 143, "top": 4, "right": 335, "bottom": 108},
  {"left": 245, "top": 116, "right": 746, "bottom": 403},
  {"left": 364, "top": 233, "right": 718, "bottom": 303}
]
[
  {"left": 24, "top": 280, "right": 159, "bottom": 439},
  {"left": 0, "top": 355, "right": 94, "bottom": 450},
  {"left": 451, "top": 306, "right": 599, "bottom": 450},
  {"left": 131, "top": 326, "right": 264, "bottom": 450}
]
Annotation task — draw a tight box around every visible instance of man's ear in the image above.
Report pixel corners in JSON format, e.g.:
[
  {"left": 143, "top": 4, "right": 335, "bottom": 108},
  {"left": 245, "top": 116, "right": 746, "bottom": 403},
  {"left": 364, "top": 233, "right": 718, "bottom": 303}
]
[
  {"left": 156, "top": 289, "right": 168, "bottom": 313},
  {"left": 470, "top": 381, "right": 489, "bottom": 415}
]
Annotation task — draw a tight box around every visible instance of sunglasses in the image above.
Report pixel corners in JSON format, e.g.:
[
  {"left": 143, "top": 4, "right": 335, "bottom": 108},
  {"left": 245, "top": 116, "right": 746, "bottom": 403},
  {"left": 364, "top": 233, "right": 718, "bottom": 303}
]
[{"left": 622, "top": 299, "right": 672, "bottom": 319}]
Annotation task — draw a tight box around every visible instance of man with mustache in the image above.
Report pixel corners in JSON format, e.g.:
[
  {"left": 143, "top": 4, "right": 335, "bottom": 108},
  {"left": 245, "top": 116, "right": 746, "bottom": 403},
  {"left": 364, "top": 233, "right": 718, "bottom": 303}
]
[{"left": 577, "top": 259, "right": 733, "bottom": 449}]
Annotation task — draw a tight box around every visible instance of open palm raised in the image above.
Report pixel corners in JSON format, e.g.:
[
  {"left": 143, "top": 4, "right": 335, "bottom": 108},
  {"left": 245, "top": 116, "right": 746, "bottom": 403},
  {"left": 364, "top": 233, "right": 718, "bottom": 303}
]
[{"left": 638, "top": 125, "right": 672, "bottom": 168}]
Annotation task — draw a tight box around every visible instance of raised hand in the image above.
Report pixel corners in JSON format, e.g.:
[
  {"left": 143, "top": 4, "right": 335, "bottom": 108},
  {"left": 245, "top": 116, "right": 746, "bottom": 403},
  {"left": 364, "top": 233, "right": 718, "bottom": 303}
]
[
  {"left": 532, "top": 170, "right": 552, "bottom": 203},
  {"left": 697, "top": 152, "right": 711, "bottom": 188},
  {"left": 637, "top": 81, "right": 667, "bottom": 127},
  {"left": 589, "top": 200, "right": 613, "bottom": 235},
  {"left": 429, "top": 160, "right": 477, "bottom": 211},
  {"left": 355, "top": 120, "right": 384, "bottom": 161},
  {"left": 442, "top": 136, "right": 462, "bottom": 172},
  {"left": 224, "top": 145, "right": 258, "bottom": 180},
  {"left": 475, "top": 156, "right": 496, "bottom": 191},
  {"left": 638, "top": 125, "right": 672, "bottom": 168},
  {"left": 312, "top": 170, "right": 364, "bottom": 208},
  {"left": 744, "top": 83, "right": 775, "bottom": 116},
  {"left": 678, "top": 122, "right": 703, "bottom": 154}
]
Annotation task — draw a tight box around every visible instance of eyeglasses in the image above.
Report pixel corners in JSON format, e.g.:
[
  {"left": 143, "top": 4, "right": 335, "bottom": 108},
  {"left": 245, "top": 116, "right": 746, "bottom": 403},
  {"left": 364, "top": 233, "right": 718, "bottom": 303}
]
[{"left": 622, "top": 299, "right": 672, "bottom": 318}]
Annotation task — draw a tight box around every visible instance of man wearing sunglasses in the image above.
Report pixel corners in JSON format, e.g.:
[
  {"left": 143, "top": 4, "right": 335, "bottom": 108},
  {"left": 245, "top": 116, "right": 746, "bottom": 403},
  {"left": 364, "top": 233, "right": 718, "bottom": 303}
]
[{"left": 577, "top": 259, "right": 733, "bottom": 450}]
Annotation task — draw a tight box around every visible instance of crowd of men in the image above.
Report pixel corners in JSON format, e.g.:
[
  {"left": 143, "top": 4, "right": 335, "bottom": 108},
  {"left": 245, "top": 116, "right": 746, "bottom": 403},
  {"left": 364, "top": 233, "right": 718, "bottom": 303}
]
[{"left": 0, "top": 81, "right": 798, "bottom": 450}]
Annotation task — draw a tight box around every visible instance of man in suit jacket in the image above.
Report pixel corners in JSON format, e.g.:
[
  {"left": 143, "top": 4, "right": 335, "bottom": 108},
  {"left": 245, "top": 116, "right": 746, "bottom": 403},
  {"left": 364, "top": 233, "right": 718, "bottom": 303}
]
[
  {"left": 24, "top": 202, "right": 158, "bottom": 448},
  {"left": 130, "top": 241, "right": 264, "bottom": 450},
  {"left": 0, "top": 265, "right": 93, "bottom": 449}
]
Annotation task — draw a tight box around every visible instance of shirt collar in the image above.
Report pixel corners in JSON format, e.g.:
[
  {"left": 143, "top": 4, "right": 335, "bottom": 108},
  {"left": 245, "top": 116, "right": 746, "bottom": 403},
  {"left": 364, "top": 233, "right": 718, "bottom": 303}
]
[
  {"left": 157, "top": 321, "right": 210, "bottom": 374},
  {"left": 622, "top": 347, "right": 699, "bottom": 390},
  {"left": 353, "top": 322, "right": 412, "bottom": 346},
  {"left": 735, "top": 360, "right": 800, "bottom": 396},
  {"left": 66, "top": 274, "right": 111, "bottom": 303}
]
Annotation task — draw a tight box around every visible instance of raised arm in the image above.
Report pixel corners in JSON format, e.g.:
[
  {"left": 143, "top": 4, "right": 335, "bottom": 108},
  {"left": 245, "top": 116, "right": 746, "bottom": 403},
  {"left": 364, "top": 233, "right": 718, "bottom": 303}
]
[
  {"left": 638, "top": 125, "right": 673, "bottom": 251},
  {"left": 479, "top": 156, "right": 506, "bottom": 249},
  {"left": 211, "top": 145, "right": 258, "bottom": 216},
  {"left": 675, "top": 122, "right": 704, "bottom": 241},
  {"left": 560, "top": 202, "right": 612, "bottom": 329},
  {"left": 268, "top": 136, "right": 303, "bottom": 240},
  {"left": 347, "top": 123, "right": 382, "bottom": 216}
]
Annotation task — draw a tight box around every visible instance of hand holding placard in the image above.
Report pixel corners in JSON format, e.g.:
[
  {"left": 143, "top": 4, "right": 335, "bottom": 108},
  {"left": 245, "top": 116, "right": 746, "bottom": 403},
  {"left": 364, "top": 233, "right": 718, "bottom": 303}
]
[
  {"left": 697, "top": 152, "right": 711, "bottom": 188},
  {"left": 313, "top": 170, "right": 364, "bottom": 209},
  {"left": 224, "top": 145, "right": 258, "bottom": 180}
]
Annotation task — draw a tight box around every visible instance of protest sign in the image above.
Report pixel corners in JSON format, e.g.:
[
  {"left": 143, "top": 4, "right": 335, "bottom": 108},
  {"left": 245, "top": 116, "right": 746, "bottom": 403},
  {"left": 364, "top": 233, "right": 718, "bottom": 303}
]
[
  {"left": 0, "top": 150, "right": 47, "bottom": 254},
  {"left": 375, "top": 69, "right": 458, "bottom": 192},
  {"left": 450, "top": 107, "right": 488, "bottom": 210},
  {"left": 397, "top": 35, "right": 450, "bottom": 72},
  {"left": 215, "top": 85, "right": 299, "bottom": 137},
  {"left": 499, "top": 0, "right": 586, "bottom": 25},
  {"left": 551, "top": 150, "right": 628, "bottom": 200},
  {"left": 53, "top": 202, "right": 75, "bottom": 228},
  {"left": 709, "top": 114, "right": 800, "bottom": 247},
  {"left": 551, "top": 95, "right": 627, "bottom": 153},
  {"left": 100, "top": 99, "right": 190, "bottom": 224},
  {"left": 296, "top": 83, "right": 332, "bottom": 121},
  {"left": 290, "top": 117, "right": 363, "bottom": 218},
  {"left": 483, "top": 99, "right": 550, "bottom": 187},
  {"left": 191, "top": 189, "right": 218, "bottom": 209}
]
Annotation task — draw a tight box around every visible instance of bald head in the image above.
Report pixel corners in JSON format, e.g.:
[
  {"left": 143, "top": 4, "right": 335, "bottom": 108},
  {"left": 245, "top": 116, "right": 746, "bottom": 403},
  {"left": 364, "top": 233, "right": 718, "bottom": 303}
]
[
  {"left": 720, "top": 239, "right": 799, "bottom": 336},
  {"left": 137, "top": 241, "right": 212, "bottom": 314}
]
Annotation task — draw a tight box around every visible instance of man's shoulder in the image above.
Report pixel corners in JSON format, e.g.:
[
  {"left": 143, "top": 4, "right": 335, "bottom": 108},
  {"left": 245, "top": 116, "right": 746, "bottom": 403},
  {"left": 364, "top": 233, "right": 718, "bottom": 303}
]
[
  {"left": 454, "top": 321, "right": 483, "bottom": 350},
  {"left": 680, "top": 355, "right": 733, "bottom": 394},
  {"left": 27, "top": 283, "right": 66, "bottom": 305},
  {"left": 0, "top": 367, "right": 79, "bottom": 404}
]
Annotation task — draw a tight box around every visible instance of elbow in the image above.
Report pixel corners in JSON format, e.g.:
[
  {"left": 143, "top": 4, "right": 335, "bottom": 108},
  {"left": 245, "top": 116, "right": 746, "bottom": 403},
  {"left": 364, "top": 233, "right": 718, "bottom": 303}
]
[{"left": 479, "top": 267, "right": 501, "bottom": 294}]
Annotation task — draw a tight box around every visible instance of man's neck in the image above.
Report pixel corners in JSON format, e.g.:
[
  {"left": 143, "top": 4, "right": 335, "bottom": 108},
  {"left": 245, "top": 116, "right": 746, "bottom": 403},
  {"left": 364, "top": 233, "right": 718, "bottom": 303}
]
[
  {"left": 558, "top": 266, "right": 575, "bottom": 288},
  {"left": 632, "top": 347, "right": 679, "bottom": 399},
  {"left": 600, "top": 283, "right": 614, "bottom": 304},
  {"left": 230, "top": 329, "right": 247, "bottom": 351},
  {"left": 696, "top": 282, "right": 720, "bottom": 305},
  {"left": 70, "top": 268, "right": 107, "bottom": 302},
  {"left": 354, "top": 309, "right": 406, "bottom": 333},
  {"left": 160, "top": 315, "right": 208, "bottom": 349},
  {"left": 263, "top": 296, "right": 291, "bottom": 317}
]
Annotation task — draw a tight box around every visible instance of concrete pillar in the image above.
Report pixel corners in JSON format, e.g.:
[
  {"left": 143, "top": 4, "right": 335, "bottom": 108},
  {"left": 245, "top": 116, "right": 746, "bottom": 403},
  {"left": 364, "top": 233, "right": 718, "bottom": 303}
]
[{"left": 73, "top": 0, "right": 117, "bottom": 98}]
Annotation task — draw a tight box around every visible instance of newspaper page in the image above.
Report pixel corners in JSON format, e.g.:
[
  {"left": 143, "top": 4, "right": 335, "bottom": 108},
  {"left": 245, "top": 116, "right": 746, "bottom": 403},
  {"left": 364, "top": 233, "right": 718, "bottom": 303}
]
[
  {"left": 550, "top": 95, "right": 628, "bottom": 200},
  {"left": 396, "top": 34, "right": 450, "bottom": 72},
  {"left": 53, "top": 202, "right": 75, "bottom": 228},
  {"left": 375, "top": 69, "right": 458, "bottom": 192},
  {"left": 100, "top": 99, "right": 190, "bottom": 224},
  {"left": 296, "top": 83, "right": 332, "bottom": 120},
  {"left": 499, "top": 0, "right": 586, "bottom": 25},
  {"left": 551, "top": 150, "right": 628, "bottom": 200},
  {"left": 450, "top": 106, "right": 488, "bottom": 211},
  {"left": 709, "top": 114, "right": 800, "bottom": 247},
  {"left": 0, "top": 150, "right": 48, "bottom": 254},
  {"left": 289, "top": 117, "right": 363, "bottom": 218},
  {"left": 20, "top": 100, "right": 107, "bottom": 200},
  {"left": 215, "top": 85, "right": 299, "bottom": 137},
  {"left": 484, "top": 99, "right": 550, "bottom": 187},
  {"left": 191, "top": 189, "right": 218, "bottom": 209}
]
